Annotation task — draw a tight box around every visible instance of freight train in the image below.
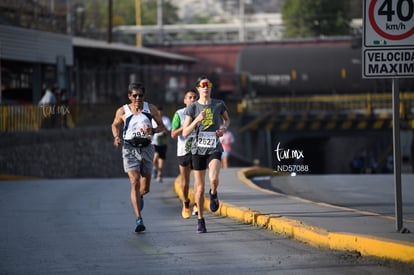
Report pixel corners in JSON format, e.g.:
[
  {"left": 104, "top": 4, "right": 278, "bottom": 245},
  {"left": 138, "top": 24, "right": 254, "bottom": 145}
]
[{"left": 235, "top": 44, "right": 414, "bottom": 96}]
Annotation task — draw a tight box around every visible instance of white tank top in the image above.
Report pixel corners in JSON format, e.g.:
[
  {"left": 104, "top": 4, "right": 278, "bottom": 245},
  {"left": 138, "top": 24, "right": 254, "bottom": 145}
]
[
  {"left": 123, "top": 102, "right": 152, "bottom": 140},
  {"left": 175, "top": 107, "right": 195, "bottom": 156}
]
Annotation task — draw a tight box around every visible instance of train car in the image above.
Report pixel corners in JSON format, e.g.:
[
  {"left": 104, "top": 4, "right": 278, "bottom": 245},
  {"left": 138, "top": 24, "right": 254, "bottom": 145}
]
[{"left": 236, "top": 45, "right": 414, "bottom": 96}]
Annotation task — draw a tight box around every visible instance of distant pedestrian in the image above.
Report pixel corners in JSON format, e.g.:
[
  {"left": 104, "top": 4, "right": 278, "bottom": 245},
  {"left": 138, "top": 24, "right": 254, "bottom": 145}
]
[
  {"left": 152, "top": 106, "right": 171, "bottom": 183},
  {"left": 111, "top": 82, "right": 166, "bottom": 233},
  {"left": 219, "top": 129, "right": 234, "bottom": 168},
  {"left": 38, "top": 86, "right": 56, "bottom": 106},
  {"left": 59, "top": 88, "right": 69, "bottom": 128},
  {"left": 182, "top": 76, "right": 230, "bottom": 233},
  {"left": 171, "top": 88, "right": 198, "bottom": 219},
  {"left": 38, "top": 85, "right": 57, "bottom": 128}
]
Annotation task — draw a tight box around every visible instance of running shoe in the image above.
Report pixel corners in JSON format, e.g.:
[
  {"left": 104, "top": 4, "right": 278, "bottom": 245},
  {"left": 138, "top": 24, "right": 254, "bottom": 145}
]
[
  {"left": 209, "top": 189, "right": 220, "bottom": 212},
  {"left": 140, "top": 196, "right": 144, "bottom": 211},
  {"left": 197, "top": 218, "right": 207, "bottom": 233},
  {"left": 182, "top": 200, "right": 191, "bottom": 219},
  {"left": 192, "top": 204, "right": 198, "bottom": 216},
  {"left": 135, "top": 218, "right": 146, "bottom": 233}
]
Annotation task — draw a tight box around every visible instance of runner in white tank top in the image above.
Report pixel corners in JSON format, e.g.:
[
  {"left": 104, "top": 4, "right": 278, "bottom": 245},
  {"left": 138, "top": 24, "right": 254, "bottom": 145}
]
[
  {"left": 123, "top": 102, "right": 152, "bottom": 142},
  {"left": 171, "top": 88, "right": 198, "bottom": 219},
  {"left": 111, "top": 82, "right": 167, "bottom": 233}
]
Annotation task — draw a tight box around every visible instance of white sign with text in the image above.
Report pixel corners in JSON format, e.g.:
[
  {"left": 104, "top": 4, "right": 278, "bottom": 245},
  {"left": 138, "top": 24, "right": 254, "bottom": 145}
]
[{"left": 363, "top": 0, "right": 414, "bottom": 78}]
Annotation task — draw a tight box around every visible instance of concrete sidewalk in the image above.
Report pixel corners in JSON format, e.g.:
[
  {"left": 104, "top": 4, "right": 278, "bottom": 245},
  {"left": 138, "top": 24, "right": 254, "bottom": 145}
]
[{"left": 174, "top": 167, "right": 414, "bottom": 264}]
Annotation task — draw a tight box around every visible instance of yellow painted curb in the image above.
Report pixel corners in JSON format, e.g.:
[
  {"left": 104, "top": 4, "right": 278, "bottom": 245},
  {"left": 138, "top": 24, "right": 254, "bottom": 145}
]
[
  {"left": 173, "top": 168, "right": 414, "bottom": 264},
  {"left": 0, "top": 174, "right": 42, "bottom": 180}
]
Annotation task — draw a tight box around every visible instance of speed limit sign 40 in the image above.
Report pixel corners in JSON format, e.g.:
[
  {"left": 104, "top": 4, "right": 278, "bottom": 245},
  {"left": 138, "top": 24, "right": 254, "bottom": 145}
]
[
  {"left": 364, "top": 0, "right": 414, "bottom": 47},
  {"left": 363, "top": 0, "right": 414, "bottom": 78}
]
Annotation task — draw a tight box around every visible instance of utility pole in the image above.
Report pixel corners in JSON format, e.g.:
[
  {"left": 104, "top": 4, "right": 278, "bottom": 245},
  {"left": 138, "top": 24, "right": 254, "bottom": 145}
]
[
  {"left": 239, "top": 0, "right": 245, "bottom": 42},
  {"left": 135, "top": 0, "right": 142, "bottom": 47},
  {"left": 157, "top": 0, "right": 163, "bottom": 44},
  {"left": 0, "top": 41, "right": 2, "bottom": 105},
  {"left": 108, "top": 0, "right": 112, "bottom": 43},
  {"left": 66, "top": 0, "right": 71, "bottom": 34}
]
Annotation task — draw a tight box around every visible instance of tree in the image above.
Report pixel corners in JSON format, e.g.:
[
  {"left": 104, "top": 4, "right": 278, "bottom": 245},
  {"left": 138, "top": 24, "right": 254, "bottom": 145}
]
[
  {"left": 83, "top": 0, "right": 179, "bottom": 32},
  {"left": 281, "top": 0, "right": 353, "bottom": 38},
  {"left": 141, "top": 0, "right": 179, "bottom": 25}
]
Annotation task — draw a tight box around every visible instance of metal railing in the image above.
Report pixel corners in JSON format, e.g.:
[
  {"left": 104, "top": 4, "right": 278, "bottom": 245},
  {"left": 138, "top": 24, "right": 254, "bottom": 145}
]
[
  {"left": 237, "top": 93, "right": 414, "bottom": 118},
  {"left": 0, "top": 104, "right": 77, "bottom": 132},
  {"left": 3, "top": 93, "right": 414, "bottom": 132}
]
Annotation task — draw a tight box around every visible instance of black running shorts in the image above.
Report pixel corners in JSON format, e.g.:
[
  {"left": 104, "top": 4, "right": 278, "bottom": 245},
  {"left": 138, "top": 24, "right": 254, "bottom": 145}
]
[
  {"left": 154, "top": 145, "right": 167, "bottom": 159},
  {"left": 191, "top": 152, "right": 222, "bottom": 171},
  {"left": 177, "top": 153, "right": 192, "bottom": 168}
]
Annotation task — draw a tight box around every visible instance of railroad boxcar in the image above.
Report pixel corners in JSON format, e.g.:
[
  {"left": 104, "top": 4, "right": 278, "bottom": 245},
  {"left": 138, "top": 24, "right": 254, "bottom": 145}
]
[{"left": 236, "top": 45, "right": 413, "bottom": 96}]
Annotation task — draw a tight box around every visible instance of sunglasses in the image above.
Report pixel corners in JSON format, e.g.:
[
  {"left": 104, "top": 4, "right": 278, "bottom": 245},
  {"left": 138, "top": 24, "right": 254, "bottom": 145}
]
[
  {"left": 198, "top": 81, "right": 212, "bottom": 88},
  {"left": 131, "top": 93, "right": 144, "bottom": 98}
]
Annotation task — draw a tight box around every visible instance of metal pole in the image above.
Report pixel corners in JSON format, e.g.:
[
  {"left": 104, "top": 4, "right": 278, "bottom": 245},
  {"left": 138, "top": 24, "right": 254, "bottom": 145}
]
[
  {"left": 135, "top": 0, "right": 142, "bottom": 47},
  {"left": 157, "top": 0, "right": 163, "bottom": 44},
  {"left": 0, "top": 41, "right": 2, "bottom": 105},
  {"left": 66, "top": 0, "right": 71, "bottom": 35},
  {"left": 392, "top": 78, "right": 403, "bottom": 232},
  {"left": 108, "top": 0, "right": 112, "bottom": 43},
  {"left": 239, "top": 0, "right": 245, "bottom": 42},
  {"left": 265, "top": 127, "right": 272, "bottom": 167}
]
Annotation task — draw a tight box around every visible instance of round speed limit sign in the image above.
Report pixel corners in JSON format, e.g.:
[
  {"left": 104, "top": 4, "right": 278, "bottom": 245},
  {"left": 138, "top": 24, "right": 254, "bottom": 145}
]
[{"left": 364, "top": 0, "right": 414, "bottom": 47}]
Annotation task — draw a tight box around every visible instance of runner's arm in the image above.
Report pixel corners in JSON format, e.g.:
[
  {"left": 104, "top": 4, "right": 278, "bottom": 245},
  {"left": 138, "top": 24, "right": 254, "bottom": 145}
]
[
  {"left": 170, "top": 112, "right": 182, "bottom": 139},
  {"left": 216, "top": 110, "right": 230, "bottom": 137},
  {"left": 111, "top": 107, "right": 124, "bottom": 147},
  {"left": 149, "top": 104, "right": 167, "bottom": 134}
]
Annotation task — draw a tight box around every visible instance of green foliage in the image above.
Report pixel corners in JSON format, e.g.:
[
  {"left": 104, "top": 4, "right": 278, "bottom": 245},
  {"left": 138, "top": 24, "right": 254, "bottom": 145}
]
[
  {"left": 83, "top": 0, "right": 179, "bottom": 31},
  {"left": 281, "top": 0, "right": 353, "bottom": 38},
  {"left": 142, "top": 0, "right": 179, "bottom": 25},
  {"left": 84, "top": 0, "right": 107, "bottom": 31}
]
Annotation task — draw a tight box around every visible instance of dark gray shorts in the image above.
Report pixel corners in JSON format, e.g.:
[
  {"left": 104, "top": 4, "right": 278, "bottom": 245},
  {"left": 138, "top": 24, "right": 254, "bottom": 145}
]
[{"left": 122, "top": 143, "right": 154, "bottom": 174}]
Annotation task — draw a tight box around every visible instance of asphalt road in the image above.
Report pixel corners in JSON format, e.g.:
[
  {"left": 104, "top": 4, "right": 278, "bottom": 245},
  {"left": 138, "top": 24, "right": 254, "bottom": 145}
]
[{"left": 0, "top": 177, "right": 413, "bottom": 274}]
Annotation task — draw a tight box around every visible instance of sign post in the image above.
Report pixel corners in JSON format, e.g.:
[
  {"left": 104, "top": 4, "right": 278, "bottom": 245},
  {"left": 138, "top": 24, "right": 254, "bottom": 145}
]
[
  {"left": 363, "top": 0, "right": 414, "bottom": 232},
  {"left": 392, "top": 78, "right": 403, "bottom": 231}
]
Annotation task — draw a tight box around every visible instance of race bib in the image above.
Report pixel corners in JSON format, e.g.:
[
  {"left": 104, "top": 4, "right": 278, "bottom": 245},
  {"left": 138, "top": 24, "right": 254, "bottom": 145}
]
[
  {"left": 197, "top": 132, "right": 217, "bottom": 148},
  {"left": 132, "top": 126, "right": 149, "bottom": 139}
]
